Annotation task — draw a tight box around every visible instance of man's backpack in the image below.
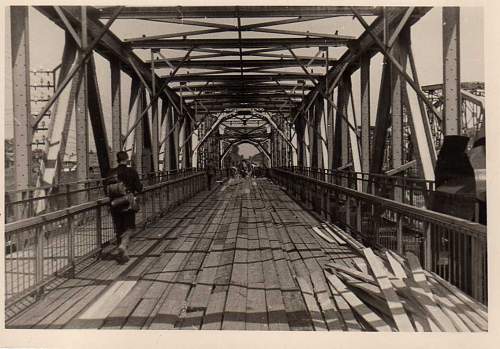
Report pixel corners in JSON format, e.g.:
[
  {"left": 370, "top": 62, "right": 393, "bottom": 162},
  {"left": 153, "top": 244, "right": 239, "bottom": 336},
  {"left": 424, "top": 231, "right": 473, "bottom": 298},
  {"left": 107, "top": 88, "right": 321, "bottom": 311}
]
[{"left": 104, "top": 173, "right": 131, "bottom": 210}]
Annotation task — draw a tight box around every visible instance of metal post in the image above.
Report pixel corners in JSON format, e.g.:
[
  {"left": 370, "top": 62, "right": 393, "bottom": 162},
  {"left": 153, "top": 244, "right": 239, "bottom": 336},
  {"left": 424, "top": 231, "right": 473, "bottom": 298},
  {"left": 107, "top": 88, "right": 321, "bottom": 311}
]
[
  {"left": 396, "top": 213, "right": 404, "bottom": 254},
  {"left": 135, "top": 87, "right": 145, "bottom": 175},
  {"left": 34, "top": 227, "right": 44, "bottom": 297},
  {"left": 68, "top": 215, "right": 75, "bottom": 277},
  {"left": 96, "top": 205, "right": 103, "bottom": 249},
  {"left": 345, "top": 196, "right": 351, "bottom": 229},
  {"left": 111, "top": 58, "right": 122, "bottom": 167},
  {"left": 423, "top": 221, "right": 432, "bottom": 270},
  {"left": 360, "top": 55, "right": 371, "bottom": 192},
  {"left": 151, "top": 49, "right": 160, "bottom": 171},
  {"left": 443, "top": 7, "right": 461, "bottom": 135},
  {"left": 391, "top": 32, "right": 404, "bottom": 202},
  {"left": 76, "top": 6, "right": 89, "bottom": 201},
  {"left": 10, "top": 7, "right": 33, "bottom": 211}
]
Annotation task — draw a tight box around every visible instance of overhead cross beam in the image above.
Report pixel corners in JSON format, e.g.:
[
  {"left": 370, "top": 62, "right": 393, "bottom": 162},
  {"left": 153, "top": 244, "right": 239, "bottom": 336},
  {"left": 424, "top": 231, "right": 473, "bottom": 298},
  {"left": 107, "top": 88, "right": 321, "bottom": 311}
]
[
  {"left": 147, "top": 59, "right": 333, "bottom": 69},
  {"left": 161, "top": 73, "right": 324, "bottom": 82},
  {"left": 97, "top": 6, "right": 379, "bottom": 19},
  {"left": 128, "top": 37, "right": 354, "bottom": 49}
]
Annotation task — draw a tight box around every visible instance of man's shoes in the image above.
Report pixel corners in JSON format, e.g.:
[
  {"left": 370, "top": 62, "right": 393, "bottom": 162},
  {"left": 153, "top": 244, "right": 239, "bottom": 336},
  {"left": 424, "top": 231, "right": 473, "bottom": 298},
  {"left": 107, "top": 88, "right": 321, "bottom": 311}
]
[{"left": 115, "top": 247, "right": 130, "bottom": 264}]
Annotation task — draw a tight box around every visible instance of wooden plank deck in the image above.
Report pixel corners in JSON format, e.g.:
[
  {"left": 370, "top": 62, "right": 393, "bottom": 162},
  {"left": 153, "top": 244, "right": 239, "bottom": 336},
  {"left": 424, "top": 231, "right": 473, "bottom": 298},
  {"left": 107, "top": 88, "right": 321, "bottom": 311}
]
[{"left": 6, "top": 178, "right": 369, "bottom": 330}]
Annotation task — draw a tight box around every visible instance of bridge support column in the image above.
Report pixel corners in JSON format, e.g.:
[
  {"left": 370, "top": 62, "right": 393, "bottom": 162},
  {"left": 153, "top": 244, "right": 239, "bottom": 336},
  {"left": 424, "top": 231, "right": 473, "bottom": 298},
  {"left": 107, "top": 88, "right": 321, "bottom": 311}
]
[
  {"left": 86, "top": 55, "right": 111, "bottom": 178},
  {"left": 111, "top": 58, "right": 121, "bottom": 168},
  {"left": 10, "top": 6, "right": 33, "bottom": 219},
  {"left": 311, "top": 97, "right": 324, "bottom": 170},
  {"left": 134, "top": 87, "right": 144, "bottom": 176},
  {"left": 391, "top": 32, "right": 405, "bottom": 202},
  {"left": 360, "top": 54, "right": 371, "bottom": 192},
  {"left": 443, "top": 7, "right": 461, "bottom": 135},
  {"left": 295, "top": 116, "right": 306, "bottom": 168},
  {"left": 76, "top": 9, "right": 89, "bottom": 202},
  {"left": 371, "top": 58, "right": 392, "bottom": 176},
  {"left": 333, "top": 77, "right": 350, "bottom": 184},
  {"left": 150, "top": 50, "right": 159, "bottom": 172}
]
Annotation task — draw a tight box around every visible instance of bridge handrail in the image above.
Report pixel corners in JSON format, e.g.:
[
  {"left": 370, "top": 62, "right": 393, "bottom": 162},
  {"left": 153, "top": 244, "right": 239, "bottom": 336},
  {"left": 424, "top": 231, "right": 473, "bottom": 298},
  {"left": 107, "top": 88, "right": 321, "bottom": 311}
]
[
  {"left": 4, "top": 168, "right": 201, "bottom": 223},
  {"left": 271, "top": 168, "right": 487, "bottom": 303},
  {"left": 5, "top": 171, "right": 204, "bottom": 234},
  {"left": 274, "top": 168, "right": 485, "bottom": 237},
  {"left": 4, "top": 170, "right": 207, "bottom": 312}
]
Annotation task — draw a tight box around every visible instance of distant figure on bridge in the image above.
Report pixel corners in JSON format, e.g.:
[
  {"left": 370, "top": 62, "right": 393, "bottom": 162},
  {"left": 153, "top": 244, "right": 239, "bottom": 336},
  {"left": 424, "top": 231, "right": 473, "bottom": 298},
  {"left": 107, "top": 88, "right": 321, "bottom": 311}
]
[
  {"left": 105, "top": 151, "right": 143, "bottom": 264},
  {"left": 206, "top": 160, "right": 217, "bottom": 190}
]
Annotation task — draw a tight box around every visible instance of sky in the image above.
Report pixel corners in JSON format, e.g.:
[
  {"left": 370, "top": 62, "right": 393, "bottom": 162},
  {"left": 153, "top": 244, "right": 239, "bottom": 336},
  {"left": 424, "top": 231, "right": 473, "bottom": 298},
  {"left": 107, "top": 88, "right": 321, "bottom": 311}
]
[{"left": 3, "top": 6, "right": 484, "bottom": 158}]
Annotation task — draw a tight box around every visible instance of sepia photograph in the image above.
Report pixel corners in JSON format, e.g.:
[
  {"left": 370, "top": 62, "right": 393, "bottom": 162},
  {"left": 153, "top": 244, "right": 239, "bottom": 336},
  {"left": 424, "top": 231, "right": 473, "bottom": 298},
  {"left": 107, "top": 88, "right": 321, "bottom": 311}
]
[{"left": 2, "top": 1, "right": 491, "bottom": 341}]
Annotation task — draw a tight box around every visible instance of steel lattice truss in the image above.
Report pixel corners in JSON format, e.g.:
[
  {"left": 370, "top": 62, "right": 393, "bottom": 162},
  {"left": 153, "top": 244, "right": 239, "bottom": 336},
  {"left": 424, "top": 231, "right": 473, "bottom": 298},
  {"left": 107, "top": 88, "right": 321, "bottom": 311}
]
[{"left": 9, "top": 5, "right": 483, "bottom": 194}]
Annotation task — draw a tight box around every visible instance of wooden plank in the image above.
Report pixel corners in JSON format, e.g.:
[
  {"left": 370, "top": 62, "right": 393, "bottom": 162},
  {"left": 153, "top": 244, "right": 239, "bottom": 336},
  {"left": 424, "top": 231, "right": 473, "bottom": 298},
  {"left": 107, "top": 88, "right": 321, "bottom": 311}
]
[
  {"left": 405, "top": 252, "right": 456, "bottom": 332},
  {"left": 326, "top": 262, "right": 376, "bottom": 284},
  {"left": 101, "top": 280, "right": 154, "bottom": 329},
  {"left": 61, "top": 261, "right": 138, "bottom": 329},
  {"left": 296, "top": 276, "right": 327, "bottom": 331},
  {"left": 312, "top": 226, "right": 335, "bottom": 244},
  {"left": 222, "top": 222, "right": 248, "bottom": 330},
  {"left": 363, "top": 248, "right": 414, "bottom": 332},
  {"left": 427, "top": 277, "right": 485, "bottom": 332},
  {"left": 326, "top": 273, "right": 391, "bottom": 332},
  {"left": 425, "top": 270, "right": 488, "bottom": 321},
  {"left": 322, "top": 224, "right": 347, "bottom": 245},
  {"left": 352, "top": 258, "right": 369, "bottom": 274},
  {"left": 261, "top": 223, "right": 289, "bottom": 331},
  {"left": 385, "top": 251, "right": 407, "bottom": 279},
  {"left": 310, "top": 271, "right": 343, "bottom": 331},
  {"left": 7, "top": 259, "right": 113, "bottom": 328},
  {"left": 122, "top": 299, "right": 157, "bottom": 329},
  {"left": 245, "top": 222, "right": 268, "bottom": 331},
  {"left": 78, "top": 280, "right": 137, "bottom": 321},
  {"left": 431, "top": 284, "right": 470, "bottom": 332},
  {"left": 324, "top": 271, "right": 362, "bottom": 331}
]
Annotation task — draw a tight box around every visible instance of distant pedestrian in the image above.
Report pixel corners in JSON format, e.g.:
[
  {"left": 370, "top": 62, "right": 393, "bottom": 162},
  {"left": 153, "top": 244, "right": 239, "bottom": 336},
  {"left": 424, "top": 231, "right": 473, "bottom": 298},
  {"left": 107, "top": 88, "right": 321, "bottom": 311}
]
[
  {"left": 206, "top": 160, "right": 217, "bottom": 190},
  {"left": 105, "top": 151, "right": 143, "bottom": 264}
]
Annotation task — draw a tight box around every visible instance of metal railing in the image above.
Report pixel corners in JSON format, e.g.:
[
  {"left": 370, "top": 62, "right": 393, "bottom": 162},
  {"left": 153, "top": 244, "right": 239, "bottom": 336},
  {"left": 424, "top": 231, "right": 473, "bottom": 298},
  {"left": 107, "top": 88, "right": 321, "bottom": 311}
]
[
  {"left": 5, "top": 168, "right": 199, "bottom": 223},
  {"left": 4, "top": 169, "right": 207, "bottom": 310},
  {"left": 282, "top": 166, "right": 435, "bottom": 208},
  {"left": 271, "top": 168, "right": 487, "bottom": 304}
]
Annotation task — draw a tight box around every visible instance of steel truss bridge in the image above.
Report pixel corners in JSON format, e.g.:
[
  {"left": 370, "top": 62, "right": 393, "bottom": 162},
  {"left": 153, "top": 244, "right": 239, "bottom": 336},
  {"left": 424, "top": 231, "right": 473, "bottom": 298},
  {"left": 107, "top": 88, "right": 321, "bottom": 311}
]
[{"left": 4, "top": 6, "right": 487, "bottom": 331}]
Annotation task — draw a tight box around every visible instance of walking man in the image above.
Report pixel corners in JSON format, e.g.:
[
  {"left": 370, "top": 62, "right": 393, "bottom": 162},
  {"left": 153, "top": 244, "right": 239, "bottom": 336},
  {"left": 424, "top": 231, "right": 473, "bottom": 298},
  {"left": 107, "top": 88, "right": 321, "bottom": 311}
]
[
  {"left": 106, "top": 151, "right": 143, "bottom": 264},
  {"left": 206, "top": 160, "right": 217, "bottom": 190}
]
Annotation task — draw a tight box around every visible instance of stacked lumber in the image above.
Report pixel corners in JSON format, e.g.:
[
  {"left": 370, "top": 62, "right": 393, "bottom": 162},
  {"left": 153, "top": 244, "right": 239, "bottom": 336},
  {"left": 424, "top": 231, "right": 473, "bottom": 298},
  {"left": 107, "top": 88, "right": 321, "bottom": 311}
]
[{"left": 322, "top": 245, "right": 487, "bottom": 332}]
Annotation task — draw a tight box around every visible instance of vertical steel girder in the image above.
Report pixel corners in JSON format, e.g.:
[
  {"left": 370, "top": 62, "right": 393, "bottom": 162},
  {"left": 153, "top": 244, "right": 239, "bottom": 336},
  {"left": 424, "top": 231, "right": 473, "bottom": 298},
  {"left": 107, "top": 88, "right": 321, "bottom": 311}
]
[
  {"left": 370, "top": 58, "right": 392, "bottom": 174},
  {"left": 295, "top": 116, "right": 306, "bottom": 167},
  {"left": 59, "top": 37, "right": 82, "bottom": 181},
  {"left": 150, "top": 50, "right": 159, "bottom": 171},
  {"left": 166, "top": 105, "right": 178, "bottom": 171},
  {"left": 311, "top": 98, "right": 324, "bottom": 169},
  {"left": 333, "top": 77, "right": 350, "bottom": 170},
  {"left": 10, "top": 6, "right": 33, "bottom": 192},
  {"left": 134, "top": 86, "right": 144, "bottom": 175},
  {"left": 111, "top": 59, "right": 122, "bottom": 167},
  {"left": 86, "top": 55, "right": 111, "bottom": 177},
  {"left": 76, "top": 8, "right": 88, "bottom": 189},
  {"left": 42, "top": 31, "right": 78, "bottom": 186},
  {"left": 442, "top": 7, "right": 461, "bottom": 135},
  {"left": 142, "top": 91, "right": 154, "bottom": 174},
  {"left": 360, "top": 54, "right": 371, "bottom": 178},
  {"left": 391, "top": 31, "right": 406, "bottom": 201},
  {"left": 183, "top": 116, "right": 193, "bottom": 168},
  {"left": 404, "top": 39, "right": 436, "bottom": 181},
  {"left": 391, "top": 31, "right": 404, "bottom": 174}
]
